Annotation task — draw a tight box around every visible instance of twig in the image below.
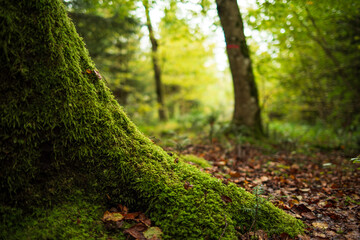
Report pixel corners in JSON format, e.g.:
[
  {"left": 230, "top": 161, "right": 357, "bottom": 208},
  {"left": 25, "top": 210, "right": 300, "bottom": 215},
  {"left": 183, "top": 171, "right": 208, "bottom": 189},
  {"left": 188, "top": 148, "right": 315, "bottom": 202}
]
[{"left": 218, "top": 214, "right": 228, "bottom": 240}]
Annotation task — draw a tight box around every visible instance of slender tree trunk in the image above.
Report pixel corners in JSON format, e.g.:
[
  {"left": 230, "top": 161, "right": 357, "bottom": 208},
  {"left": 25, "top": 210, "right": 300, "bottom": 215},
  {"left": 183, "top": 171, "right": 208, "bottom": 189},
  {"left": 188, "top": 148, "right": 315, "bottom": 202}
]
[
  {"left": 143, "top": 0, "right": 167, "bottom": 121},
  {"left": 216, "top": 0, "right": 263, "bottom": 135}
]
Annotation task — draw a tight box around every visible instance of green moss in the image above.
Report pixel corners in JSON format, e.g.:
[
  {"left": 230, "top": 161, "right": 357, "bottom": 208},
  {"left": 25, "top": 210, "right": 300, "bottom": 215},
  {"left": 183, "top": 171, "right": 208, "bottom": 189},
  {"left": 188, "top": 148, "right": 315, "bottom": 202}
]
[
  {"left": 180, "top": 154, "right": 212, "bottom": 168},
  {"left": 0, "top": 0, "right": 304, "bottom": 239},
  {"left": 0, "top": 191, "right": 126, "bottom": 240}
]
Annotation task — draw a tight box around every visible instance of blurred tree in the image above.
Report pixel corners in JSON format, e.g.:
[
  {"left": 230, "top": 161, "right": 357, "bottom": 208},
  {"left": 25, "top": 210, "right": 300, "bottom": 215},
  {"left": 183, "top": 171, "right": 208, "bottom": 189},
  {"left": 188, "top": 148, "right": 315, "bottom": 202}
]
[
  {"left": 158, "top": 1, "right": 220, "bottom": 118},
  {"left": 216, "top": 0, "right": 263, "bottom": 135},
  {"left": 248, "top": 0, "right": 360, "bottom": 129},
  {"left": 142, "top": 0, "right": 167, "bottom": 121}
]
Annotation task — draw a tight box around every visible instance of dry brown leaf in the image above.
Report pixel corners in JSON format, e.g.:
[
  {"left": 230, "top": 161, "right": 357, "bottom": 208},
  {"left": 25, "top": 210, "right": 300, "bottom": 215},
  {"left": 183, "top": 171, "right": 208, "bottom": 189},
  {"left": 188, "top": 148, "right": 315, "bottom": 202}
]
[
  {"left": 124, "top": 212, "right": 141, "bottom": 220},
  {"left": 312, "top": 222, "right": 328, "bottom": 230},
  {"left": 139, "top": 213, "right": 152, "bottom": 227},
  {"left": 325, "top": 230, "right": 337, "bottom": 237},
  {"left": 301, "top": 211, "right": 316, "bottom": 220},
  {"left": 313, "top": 231, "right": 326, "bottom": 238},
  {"left": 124, "top": 226, "right": 146, "bottom": 240},
  {"left": 297, "top": 234, "right": 310, "bottom": 240},
  {"left": 229, "top": 171, "right": 241, "bottom": 178},
  {"left": 221, "top": 195, "right": 232, "bottom": 204}
]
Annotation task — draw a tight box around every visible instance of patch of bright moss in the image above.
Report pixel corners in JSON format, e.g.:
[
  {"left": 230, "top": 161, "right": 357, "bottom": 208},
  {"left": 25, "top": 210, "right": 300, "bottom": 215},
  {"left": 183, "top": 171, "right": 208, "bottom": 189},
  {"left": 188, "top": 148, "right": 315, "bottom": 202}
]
[
  {"left": 180, "top": 154, "right": 212, "bottom": 168},
  {"left": 0, "top": 0, "right": 305, "bottom": 239}
]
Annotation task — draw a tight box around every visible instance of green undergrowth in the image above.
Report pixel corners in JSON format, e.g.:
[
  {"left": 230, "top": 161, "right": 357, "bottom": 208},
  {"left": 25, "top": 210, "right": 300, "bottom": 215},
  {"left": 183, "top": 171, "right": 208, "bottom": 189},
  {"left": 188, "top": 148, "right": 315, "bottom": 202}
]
[
  {"left": 140, "top": 115, "right": 359, "bottom": 155},
  {"left": 1, "top": 0, "right": 304, "bottom": 239},
  {"left": 0, "top": 191, "right": 125, "bottom": 240},
  {"left": 267, "top": 120, "right": 360, "bottom": 154}
]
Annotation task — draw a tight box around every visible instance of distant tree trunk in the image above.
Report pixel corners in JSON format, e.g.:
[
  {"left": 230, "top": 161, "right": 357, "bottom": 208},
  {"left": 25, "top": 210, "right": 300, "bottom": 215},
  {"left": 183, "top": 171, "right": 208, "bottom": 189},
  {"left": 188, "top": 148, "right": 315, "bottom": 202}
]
[
  {"left": 143, "top": 0, "right": 167, "bottom": 121},
  {"left": 216, "top": 0, "right": 263, "bottom": 135},
  {"left": 0, "top": 0, "right": 303, "bottom": 238}
]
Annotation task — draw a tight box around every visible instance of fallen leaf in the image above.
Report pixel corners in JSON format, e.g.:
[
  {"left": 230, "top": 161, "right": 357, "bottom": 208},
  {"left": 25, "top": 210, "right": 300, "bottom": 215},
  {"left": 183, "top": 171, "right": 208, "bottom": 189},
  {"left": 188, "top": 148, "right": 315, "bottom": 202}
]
[
  {"left": 289, "top": 199, "right": 299, "bottom": 207},
  {"left": 253, "top": 230, "right": 268, "bottom": 240},
  {"left": 297, "top": 234, "right": 310, "bottom": 240},
  {"left": 214, "top": 161, "right": 226, "bottom": 166},
  {"left": 313, "top": 231, "right": 326, "bottom": 238},
  {"left": 139, "top": 213, "right": 151, "bottom": 226},
  {"left": 124, "top": 226, "right": 146, "bottom": 240},
  {"left": 260, "top": 176, "right": 269, "bottom": 182},
  {"left": 143, "top": 227, "right": 163, "bottom": 240},
  {"left": 325, "top": 230, "right": 337, "bottom": 237},
  {"left": 221, "top": 195, "right": 232, "bottom": 204},
  {"left": 279, "top": 232, "right": 290, "bottom": 239},
  {"left": 312, "top": 222, "right": 328, "bottom": 230},
  {"left": 292, "top": 204, "right": 311, "bottom": 214},
  {"left": 326, "top": 212, "right": 340, "bottom": 220},
  {"left": 229, "top": 171, "right": 241, "bottom": 178},
  {"left": 102, "top": 211, "right": 124, "bottom": 222},
  {"left": 124, "top": 212, "right": 140, "bottom": 220},
  {"left": 301, "top": 211, "right": 316, "bottom": 220},
  {"left": 317, "top": 200, "right": 327, "bottom": 208},
  {"left": 184, "top": 181, "right": 193, "bottom": 190}
]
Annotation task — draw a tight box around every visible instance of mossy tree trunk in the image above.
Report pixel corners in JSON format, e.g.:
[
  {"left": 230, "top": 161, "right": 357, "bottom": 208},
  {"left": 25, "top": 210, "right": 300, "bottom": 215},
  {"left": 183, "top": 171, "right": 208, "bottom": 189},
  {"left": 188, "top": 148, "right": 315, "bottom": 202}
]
[
  {"left": 216, "top": 0, "right": 263, "bottom": 135},
  {"left": 0, "top": 0, "right": 302, "bottom": 239}
]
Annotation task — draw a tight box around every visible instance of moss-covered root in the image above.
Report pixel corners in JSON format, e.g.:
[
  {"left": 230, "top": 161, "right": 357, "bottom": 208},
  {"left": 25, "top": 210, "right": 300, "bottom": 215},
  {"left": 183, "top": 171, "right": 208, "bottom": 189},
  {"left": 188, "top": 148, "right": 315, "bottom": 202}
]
[
  {"left": 0, "top": 0, "right": 304, "bottom": 239},
  {"left": 114, "top": 144, "right": 305, "bottom": 239}
]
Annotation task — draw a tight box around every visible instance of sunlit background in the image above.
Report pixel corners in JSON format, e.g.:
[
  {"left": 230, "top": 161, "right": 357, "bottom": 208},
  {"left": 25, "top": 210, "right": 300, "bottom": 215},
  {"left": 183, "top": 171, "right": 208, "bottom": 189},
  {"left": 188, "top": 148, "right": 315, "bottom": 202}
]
[{"left": 63, "top": 0, "right": 360, "bottom": 151}]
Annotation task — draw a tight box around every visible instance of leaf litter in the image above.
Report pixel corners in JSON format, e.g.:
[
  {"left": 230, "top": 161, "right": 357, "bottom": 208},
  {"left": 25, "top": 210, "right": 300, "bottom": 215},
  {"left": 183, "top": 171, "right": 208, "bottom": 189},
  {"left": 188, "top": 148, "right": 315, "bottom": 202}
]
[
  {"left": 102, "top": 204, "right": 162, "bottom": 240},
  {"left": 172, "top": 142, "right": 360, "bottom": 239},
  {"left": 103, "top": 142, "right": 359, "bottom": 239}
]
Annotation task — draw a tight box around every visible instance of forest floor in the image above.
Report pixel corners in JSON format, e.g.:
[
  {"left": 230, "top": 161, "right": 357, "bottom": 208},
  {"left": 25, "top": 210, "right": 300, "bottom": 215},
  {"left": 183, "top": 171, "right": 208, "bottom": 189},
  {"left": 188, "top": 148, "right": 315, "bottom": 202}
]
[{"left": 166, "top": 142, "right": 360, "bottom": 240}]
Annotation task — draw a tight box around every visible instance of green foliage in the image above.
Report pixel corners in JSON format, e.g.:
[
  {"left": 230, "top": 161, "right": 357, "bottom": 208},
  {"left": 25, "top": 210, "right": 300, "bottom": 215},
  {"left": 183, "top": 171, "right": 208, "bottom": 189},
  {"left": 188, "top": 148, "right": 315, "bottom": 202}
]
[
  {"left": 247, "top": 0, "right": 360, "bottom": 129},
  {"left": 158, "top": 2, "right": 221, "bottom": 118},
  {"left": 268, "top": 120, "right": 360, "bottom": 152}
]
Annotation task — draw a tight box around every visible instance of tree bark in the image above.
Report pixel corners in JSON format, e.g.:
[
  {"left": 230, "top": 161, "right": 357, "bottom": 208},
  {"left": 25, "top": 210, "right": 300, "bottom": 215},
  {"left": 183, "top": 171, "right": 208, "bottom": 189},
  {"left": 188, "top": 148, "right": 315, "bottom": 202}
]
[
  {"left": 216, "top": 0, "right": 263, "bottom": 135},
  {"left": 143, "top": 0, "right": 167, "bottom": 121},
  {"left": 0, "top": 0, "right": 302, "bottom": 238}
]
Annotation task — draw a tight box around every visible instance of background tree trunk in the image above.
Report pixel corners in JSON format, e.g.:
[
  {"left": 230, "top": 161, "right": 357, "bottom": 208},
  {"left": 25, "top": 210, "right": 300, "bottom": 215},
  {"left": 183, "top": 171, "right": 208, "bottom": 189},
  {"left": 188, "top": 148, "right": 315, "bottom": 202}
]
[
  {"left": 143, "top": 0, "right": 167, "bottom": 121},
  {"left": 0, "top": 0, "right": 302, "bottom": 238},
  {"left": 216, "top": 0, "right": 263, "bottom": 135}
]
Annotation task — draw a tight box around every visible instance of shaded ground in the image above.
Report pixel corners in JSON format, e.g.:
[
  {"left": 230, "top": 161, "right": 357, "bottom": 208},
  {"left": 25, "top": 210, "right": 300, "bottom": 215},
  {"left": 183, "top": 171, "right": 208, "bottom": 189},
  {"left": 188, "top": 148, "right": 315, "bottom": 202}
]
[{"left": 169, "top": 143, "right": 359, "bottom": 239}]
